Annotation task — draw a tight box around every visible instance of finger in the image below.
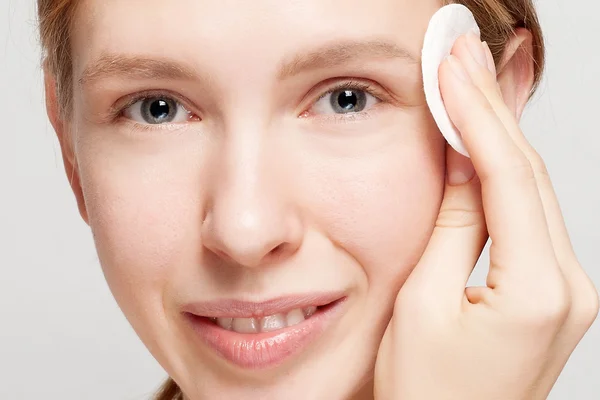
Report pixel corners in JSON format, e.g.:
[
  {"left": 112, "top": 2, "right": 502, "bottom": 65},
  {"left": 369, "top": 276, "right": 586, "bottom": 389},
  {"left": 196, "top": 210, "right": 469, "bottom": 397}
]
[
  {"left": 465, "top": 286, "right": 489, "bottom": 305},
  {"left": 455, "top": 35, "right": 598, "bottom": 319},
  {"left": 452, "top": 34, "right": 599, "bottom": 388},
  {"left": 461, "top": 32, "right": 578, "bottom": 271},
  {"left": 439, "top": 44, "right": 559, "bottom": 289},
  {"left": 407, "top": 146, "right": 488, "bottom": 308},
  {"left": 469, "top": 36, "right": 592, "bottom": 318}
]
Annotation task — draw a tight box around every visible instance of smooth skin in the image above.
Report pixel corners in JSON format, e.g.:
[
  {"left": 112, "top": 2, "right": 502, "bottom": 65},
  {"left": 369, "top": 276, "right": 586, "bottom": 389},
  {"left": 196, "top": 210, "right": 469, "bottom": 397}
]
[
  {"left": 44, "top": 1, "right": 597, "bottom": 399},
  {"left": 375, "top": 31, "right": 599, "bottom": 400}
]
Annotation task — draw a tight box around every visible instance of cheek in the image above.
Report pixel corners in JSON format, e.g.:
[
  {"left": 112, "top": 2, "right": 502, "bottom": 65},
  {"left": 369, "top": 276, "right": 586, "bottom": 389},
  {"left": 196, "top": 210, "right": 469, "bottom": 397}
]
[
  {"left": 75, "top": 111, "right": 445, "bottom": 335},
  {"left": 300, "top": 125, "right": 445, "bottom": 292},
  {"left": 76, "top": 133, "right": 205, "bottom": 329}
]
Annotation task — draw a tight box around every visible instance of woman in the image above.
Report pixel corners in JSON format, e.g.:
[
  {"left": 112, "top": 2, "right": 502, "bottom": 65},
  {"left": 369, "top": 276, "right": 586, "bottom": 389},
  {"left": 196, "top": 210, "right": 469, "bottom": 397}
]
[{"left": 38, "top": 0, "right": 598, "bottom": 399}]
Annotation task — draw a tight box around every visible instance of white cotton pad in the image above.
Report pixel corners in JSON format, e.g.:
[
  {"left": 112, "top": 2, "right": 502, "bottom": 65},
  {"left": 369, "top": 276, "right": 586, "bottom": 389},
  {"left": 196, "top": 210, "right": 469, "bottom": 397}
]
[{"left": 422, "top": 4, "right": 480, "bottom": 158}]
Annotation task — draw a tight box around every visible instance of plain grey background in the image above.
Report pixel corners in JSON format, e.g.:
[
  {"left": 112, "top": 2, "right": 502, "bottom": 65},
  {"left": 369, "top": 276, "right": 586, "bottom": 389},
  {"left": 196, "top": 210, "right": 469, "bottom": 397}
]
[{"left": 1, "top": 0, "right": 599, "bottom": 399}]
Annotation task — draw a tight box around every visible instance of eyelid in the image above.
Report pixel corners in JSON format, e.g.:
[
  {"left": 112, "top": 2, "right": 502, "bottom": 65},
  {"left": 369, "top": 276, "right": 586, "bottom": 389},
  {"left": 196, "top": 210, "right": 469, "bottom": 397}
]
[
  {"left": 110, "top": 90, "right": 201, "bottom": 122},
  {"left": 315, "top": 80, "right": 373, "bottom": 101},
  {"left": 107, "top": 79, "right": 400, "bottom": 127},
  {"left": 299, "top": 78, "right": 397, "bottom": 116}
]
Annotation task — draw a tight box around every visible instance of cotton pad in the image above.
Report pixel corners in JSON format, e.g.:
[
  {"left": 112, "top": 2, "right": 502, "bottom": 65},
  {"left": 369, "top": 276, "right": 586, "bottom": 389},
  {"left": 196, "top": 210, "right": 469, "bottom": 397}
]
[{"left": 422, "top": 4, "right": 480, "bottom": 158}]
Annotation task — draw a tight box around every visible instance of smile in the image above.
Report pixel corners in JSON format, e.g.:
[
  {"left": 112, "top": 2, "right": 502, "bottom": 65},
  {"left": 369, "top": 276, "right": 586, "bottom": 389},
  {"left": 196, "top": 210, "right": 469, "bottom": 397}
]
[
  {"left": 209, "top": 305, "right": 318, "bottom": 333},
  {"left": 182, "top": 293, "right": 346, "bottom": 369}
]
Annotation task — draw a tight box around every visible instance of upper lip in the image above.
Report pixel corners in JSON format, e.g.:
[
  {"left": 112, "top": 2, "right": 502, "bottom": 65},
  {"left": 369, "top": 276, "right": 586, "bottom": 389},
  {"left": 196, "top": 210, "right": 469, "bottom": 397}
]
[{"left": 181, "top": 292, "right": 345, "bottom": 318}]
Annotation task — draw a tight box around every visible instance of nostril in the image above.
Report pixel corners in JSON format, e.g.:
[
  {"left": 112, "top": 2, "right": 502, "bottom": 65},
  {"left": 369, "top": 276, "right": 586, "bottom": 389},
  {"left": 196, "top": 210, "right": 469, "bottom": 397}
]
[
  {"left": 272, "top": 242, "right": 294, "bottom": 258},
  {"left": 265, "top": 242, "right": 295, "bottom": 265},
  {"left": 213, "top": 248, "right": 233, "bottom": 263},
  {"left": 208, "top": 242, "right": 289, "bottom": 267},
  {"left": 270, "top": 244, "right": 284, "bottom": 256}
]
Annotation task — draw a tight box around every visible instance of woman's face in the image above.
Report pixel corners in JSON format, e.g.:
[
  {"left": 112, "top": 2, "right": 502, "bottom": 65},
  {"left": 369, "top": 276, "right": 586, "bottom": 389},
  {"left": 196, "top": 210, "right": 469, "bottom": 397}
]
[{"left": 67, "top": 0, "right": 445, "bottom": 398}]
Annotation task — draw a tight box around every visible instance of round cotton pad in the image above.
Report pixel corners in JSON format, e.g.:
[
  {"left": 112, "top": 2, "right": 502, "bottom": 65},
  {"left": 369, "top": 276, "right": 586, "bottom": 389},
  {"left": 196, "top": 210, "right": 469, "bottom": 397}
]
[{"left": 422, "top": 4, "right": 480, "bottom": 158}]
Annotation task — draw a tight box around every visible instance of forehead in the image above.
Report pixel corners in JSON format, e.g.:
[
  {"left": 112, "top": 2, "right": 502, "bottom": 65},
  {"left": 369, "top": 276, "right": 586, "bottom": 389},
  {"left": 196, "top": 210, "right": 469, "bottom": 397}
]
[{"left": 72, "top": 0, "right": 441, "bottom": 81}]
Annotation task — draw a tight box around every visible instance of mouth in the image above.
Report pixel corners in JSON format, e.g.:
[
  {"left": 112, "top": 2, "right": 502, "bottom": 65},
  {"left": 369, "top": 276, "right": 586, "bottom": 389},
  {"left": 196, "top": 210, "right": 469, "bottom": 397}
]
[{"left": 182, "top": 293, "right": 346, "bottom": 369}]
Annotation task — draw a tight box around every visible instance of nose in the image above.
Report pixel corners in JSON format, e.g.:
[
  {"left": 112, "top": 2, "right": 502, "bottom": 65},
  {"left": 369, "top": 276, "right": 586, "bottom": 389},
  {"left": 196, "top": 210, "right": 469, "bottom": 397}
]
[{"left": 201, "top": 137, "right": 303, "bottom": 268}]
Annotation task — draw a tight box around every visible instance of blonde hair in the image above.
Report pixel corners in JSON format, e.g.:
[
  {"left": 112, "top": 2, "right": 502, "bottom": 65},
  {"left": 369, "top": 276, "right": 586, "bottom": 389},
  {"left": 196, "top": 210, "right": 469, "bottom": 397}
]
[{"left": 37, "top": 0, "right": 544, "bottom": 398}]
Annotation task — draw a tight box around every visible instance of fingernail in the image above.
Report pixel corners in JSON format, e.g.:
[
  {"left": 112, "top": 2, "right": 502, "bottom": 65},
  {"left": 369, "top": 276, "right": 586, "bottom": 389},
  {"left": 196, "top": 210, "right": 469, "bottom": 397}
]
[
  {"left": 481, "top": 41, "right": 497, "bottom": 75},
  {"left": 466, "top": 30, "right": 488, "bottom": 68},
  {"left": 448, "top": 152, "right": 476, "bottom": 186},
  {"left": 447, "top": 55, "right": 472, "bottom": 83}
]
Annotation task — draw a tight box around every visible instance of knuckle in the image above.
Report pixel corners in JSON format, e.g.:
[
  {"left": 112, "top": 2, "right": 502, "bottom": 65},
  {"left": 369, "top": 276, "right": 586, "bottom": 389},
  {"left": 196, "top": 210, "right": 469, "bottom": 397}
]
[
  {"left": 478, "top": 94, "right": 496, "bottom": 115},
  {"left": 480, "top": 73, "right": 502, "bottom": 95},
  {"left": 527, "top": 151, "right": 551, "bottom": 179},
  {"left": 577, "top": 297, "right": 600, "bottom": 328},
  {"left": 585, "top": 291, "right": 600, "bottom": 323},
  {"left": 514, "top": 278, "right": 571, "bottom": 329},
  {"left": 571, "top": 274, "right": 600, "bottom": 326},
  {"left": 483, "top": 155, "right": 536, "bottom": 186},
  {"left": 505, "top": 158, "right": 536, "bottom": 182},
  {"left": 435, "top": 207, "right": 484, "bottom": 229}
]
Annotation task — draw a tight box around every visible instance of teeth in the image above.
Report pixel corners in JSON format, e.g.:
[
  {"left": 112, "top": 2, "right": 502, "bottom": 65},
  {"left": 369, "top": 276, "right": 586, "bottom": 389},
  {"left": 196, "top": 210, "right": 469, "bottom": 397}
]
[
  {"left": 232, "top": 317, "right": 258, "bottom": 333},
  {"left": 216, "top": 317, "right": 233, "bottom": 330},
  {"left": 214, "top": 306, "right": 318, "bottom": 333},
  {"left": 260, "top": 314, "right": 287, "bottom": 332},
  {"left": 286, "top": 308, "right": 305, "bottom": 327},
  {"left": 304, "top": 306, "right": 317, "bottom": 318}
]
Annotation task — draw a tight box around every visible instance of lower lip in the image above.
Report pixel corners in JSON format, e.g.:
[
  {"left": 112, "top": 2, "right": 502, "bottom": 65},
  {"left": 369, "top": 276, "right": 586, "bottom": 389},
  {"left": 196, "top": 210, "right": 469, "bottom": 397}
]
[{"left": 184, "top": 299, "right": 345, "bottom": 369}]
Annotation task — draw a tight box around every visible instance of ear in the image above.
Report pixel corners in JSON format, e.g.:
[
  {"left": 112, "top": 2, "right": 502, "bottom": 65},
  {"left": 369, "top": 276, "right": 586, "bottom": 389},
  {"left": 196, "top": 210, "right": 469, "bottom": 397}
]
[
  {"left": 496, "top": 28, "right": 536, "bottom": 121},
  {"left": 44, "top": 68, "right": 89, "bottom": 225}
]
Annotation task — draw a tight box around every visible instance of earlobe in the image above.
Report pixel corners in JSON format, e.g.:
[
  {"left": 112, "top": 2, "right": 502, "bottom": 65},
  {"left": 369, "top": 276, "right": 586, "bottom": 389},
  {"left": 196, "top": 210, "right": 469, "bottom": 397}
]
[
  {"left": 496, "top": 28, "right": 536, "bottom": 121},
  {"left": 44, "top": 68, "right": 90, "bottom": 225}
]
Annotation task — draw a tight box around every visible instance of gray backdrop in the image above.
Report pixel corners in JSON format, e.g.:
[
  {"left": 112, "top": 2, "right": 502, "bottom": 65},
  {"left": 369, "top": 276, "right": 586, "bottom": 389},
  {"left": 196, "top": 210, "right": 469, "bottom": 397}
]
[{"left": 1, "top": 0, "right": 598, "bottom": 399}]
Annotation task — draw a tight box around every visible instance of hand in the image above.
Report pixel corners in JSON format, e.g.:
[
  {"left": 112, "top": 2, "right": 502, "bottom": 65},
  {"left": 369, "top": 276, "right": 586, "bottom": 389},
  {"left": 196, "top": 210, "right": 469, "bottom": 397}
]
[{"left": 374, "top": 33, "right": 599, "bottom": 400}]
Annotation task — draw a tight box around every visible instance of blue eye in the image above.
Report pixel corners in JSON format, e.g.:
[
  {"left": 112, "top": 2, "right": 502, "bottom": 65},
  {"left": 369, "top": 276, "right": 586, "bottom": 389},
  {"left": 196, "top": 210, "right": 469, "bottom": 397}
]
[
  {"left": 331, "top": 89, "right": 367, "bottom": 113},
  {"left": 311, "top": 88, "right": 379, "bottom": 116},
  {"left": 124, "top": 96, "right": 193, "bottom": 124}
]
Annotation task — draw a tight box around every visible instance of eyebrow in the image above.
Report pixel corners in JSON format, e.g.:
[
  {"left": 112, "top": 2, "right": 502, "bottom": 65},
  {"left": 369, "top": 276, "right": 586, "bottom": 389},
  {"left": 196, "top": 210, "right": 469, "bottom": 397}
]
[
  {"left": 79, "top": 40, "right": 418, "bottom": 86},
  {"left": 79, "top": 54, "right": 198, "bottom": 86},
  {"left": 277, "top": 39, "right": 418, "bottom": 79}
]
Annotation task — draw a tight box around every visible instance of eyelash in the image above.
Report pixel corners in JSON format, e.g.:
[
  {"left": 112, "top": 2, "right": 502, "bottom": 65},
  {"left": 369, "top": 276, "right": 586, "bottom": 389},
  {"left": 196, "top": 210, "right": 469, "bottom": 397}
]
[
  {"left": 110, "top": 90, "right": 192, "bottom": 120},
  {"left": 302, "top": 80, "right": 384, "bottom": 122},
  {"left": 111, "top": 79, "right": 387, "bottom": 130}
]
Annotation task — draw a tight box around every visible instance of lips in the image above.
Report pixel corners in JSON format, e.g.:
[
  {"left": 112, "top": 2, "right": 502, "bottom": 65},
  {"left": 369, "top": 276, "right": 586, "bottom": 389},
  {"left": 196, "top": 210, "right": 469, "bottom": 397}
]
[
  {"left": 211, "top": 305, "right": 317, "bottom": 333},
  {"left": 182, "top": 293, "right": 346, "bottom": 369}
]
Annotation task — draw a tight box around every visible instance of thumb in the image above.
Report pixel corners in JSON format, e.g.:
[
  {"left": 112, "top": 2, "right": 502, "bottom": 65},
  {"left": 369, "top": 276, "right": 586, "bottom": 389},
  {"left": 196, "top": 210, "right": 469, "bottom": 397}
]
[
  {"left": 403, "top": 146, "right": 487, "bottom": 309},
  {"left": 447, "top": 145, "right": 475, "bottom": 186}
]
